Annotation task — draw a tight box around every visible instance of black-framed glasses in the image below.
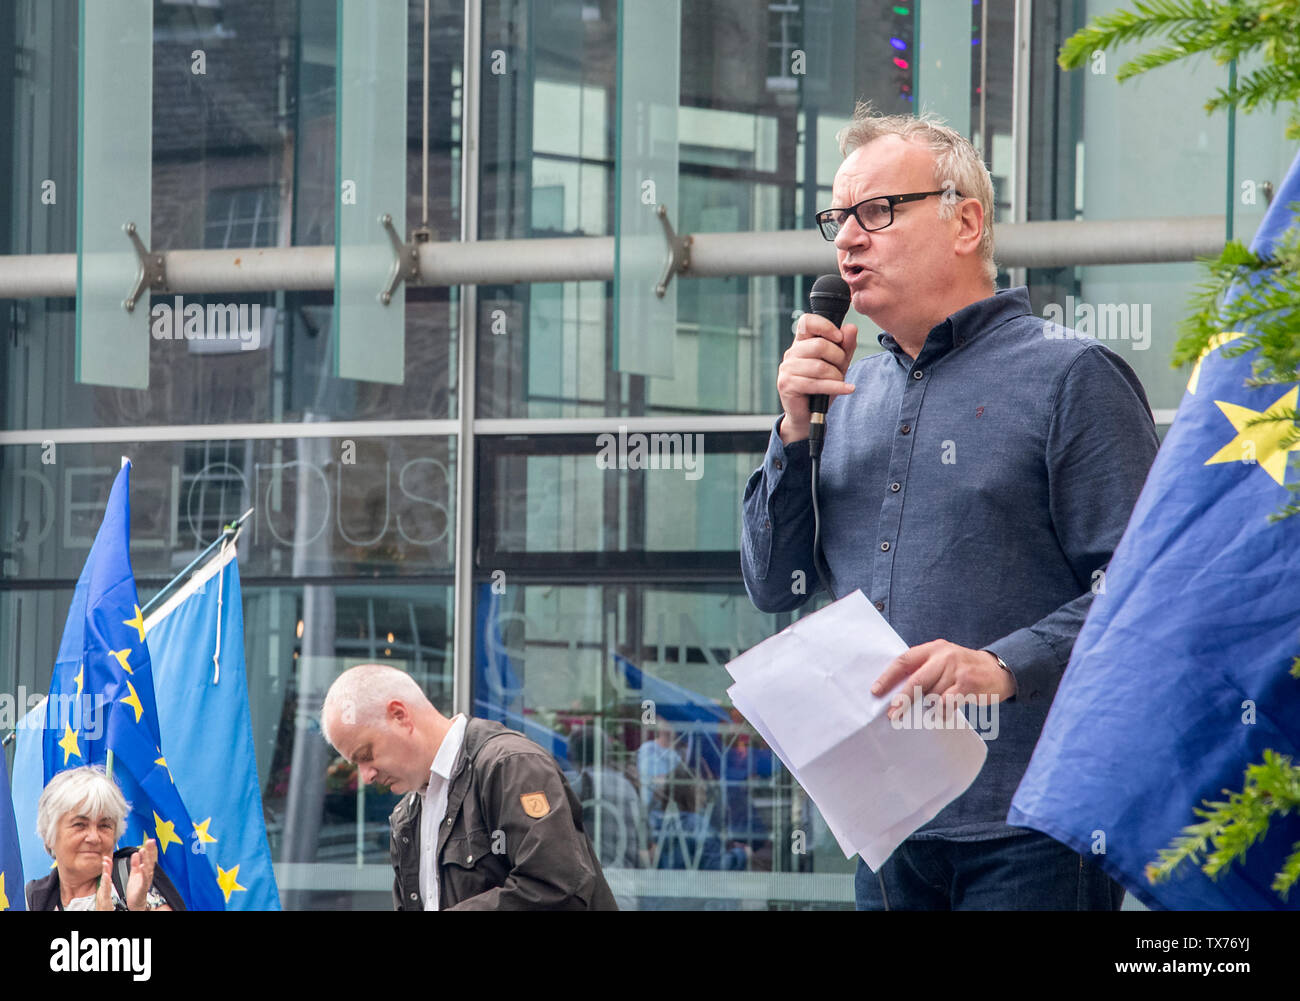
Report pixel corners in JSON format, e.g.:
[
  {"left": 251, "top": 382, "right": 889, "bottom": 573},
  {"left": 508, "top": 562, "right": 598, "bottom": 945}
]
[{"left": 815, "top": 190, "right": 962, "bottom": 241}]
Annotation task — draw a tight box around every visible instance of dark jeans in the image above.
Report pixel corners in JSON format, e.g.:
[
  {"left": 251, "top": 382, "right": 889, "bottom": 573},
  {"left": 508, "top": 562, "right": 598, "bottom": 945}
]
[{"left": 854, "top": 831, "right": 1126, "bottom": 911}]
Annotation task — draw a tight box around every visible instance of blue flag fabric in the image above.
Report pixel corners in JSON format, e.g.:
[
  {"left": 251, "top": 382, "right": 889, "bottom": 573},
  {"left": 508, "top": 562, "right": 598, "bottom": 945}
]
[
  {"left": 1, "top": 751, "right": 26, "bottom": 910},
  {"left": 11, "top": 703, "right": 51, "bottom": 885},
  {"left": 1009, "top": 150, "right": 1300, "bottom": 910},
  {"left": 145, "top": 548, "right": 280, "bottom": 910},
  {"left": 34, "top": 462, "right": 226, "bottom": 910}
]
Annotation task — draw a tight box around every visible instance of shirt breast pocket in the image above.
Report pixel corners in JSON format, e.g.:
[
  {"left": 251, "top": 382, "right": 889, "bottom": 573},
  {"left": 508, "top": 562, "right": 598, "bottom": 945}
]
[{"left": 440, "top": 828, "right": 504, "bottom": 905}]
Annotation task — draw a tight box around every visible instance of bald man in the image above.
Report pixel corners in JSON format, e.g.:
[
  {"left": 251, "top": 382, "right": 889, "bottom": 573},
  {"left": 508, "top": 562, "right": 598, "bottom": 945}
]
[{"left": 321, "top": 664, "right": 616, "bottom": 911}]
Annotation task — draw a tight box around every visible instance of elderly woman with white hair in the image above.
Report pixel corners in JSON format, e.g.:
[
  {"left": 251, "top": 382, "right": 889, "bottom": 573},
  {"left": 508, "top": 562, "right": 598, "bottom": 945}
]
[{"left": 25, "top": 766, "right": 184, "bottom": 911}]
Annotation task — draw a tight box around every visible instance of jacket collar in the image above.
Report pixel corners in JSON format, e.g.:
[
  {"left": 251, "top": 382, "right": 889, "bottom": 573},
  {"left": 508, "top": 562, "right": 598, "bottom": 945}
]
[{"left": 436, "top": 717, "right": 509, "bottom": 858}]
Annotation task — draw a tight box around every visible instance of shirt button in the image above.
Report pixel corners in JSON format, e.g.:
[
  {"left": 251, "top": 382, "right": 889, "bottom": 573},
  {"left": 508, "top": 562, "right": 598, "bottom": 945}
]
[
  {"left": 912, "top": 369, "right": 924, "bottom": 380},
  {"left": 445, "top": 818, "right": 453, "bottom": 826},
  {"left": 402, "top": 836, "right": 409, "bottom": 844},
  {"left": 890, "top": 482, "right": 900, "bottom": 492},
  {"left": 774, "top": 458, "right": 783, "bottom": 470},
  {"left": 874, "top": 600, "right": 884, "bottom": 611},
  {"left": 880, "top": 541, "right": 890, "bottom": 552},
  {"left": 900, "top": 424, "right": 910, "bottom": 435},
  {"left": 410, "top": 892, "right": 418, "bottom": 901}
]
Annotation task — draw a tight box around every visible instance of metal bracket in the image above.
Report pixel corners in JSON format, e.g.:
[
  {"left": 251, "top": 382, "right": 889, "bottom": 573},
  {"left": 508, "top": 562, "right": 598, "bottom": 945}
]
[
  {"left": 380, "top": 214, "right": 423, "bottom": 305},
  {"left": 122, "top": 222, "right": 166, "bottom": 312},
  {"left": 654, "top": 203, "right": 692, "bottom": 297}
]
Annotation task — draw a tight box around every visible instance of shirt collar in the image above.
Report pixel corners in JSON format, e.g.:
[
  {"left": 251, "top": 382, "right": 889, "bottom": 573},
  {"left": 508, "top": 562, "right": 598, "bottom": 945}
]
[
  {"left": 429, "top": 714, "right": 468, "bottom": 784},
  {"left": 877, "top": 286, "right": 1033, "bottom": 367}
]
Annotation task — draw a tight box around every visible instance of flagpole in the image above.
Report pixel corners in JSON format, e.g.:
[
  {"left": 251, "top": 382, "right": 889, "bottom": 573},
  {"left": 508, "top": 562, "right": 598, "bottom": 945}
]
[
  {"left": 140, "top": 508, "right": 254, "bottom": 618},
  {"left": 1, "top": 508, "right": 254, "bottom": 749}
]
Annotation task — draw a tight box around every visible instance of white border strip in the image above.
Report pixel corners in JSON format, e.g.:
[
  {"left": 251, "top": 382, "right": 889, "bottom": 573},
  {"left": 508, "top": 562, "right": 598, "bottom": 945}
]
[
  {"left": 0, "top": 416, "right": 777, "bottom": 446},
  {"left": 0, "top": 419, "right": 460, "bottom": 446},
  {"left": 269, "top": 861, "right": 855, "bottom": 902},
  {"left": 0, "top": 411, "right": 1179, "bottom": 448},
  {"left": 474, "top": 416, "right": 778, "bottom": 435},
  {"left": 142, "top": 542, "right": 239, "bottom": 634}
]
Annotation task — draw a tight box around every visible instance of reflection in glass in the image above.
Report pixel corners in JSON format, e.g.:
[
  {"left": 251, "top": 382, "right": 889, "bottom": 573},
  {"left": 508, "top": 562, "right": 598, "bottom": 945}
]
[{"left": 473, "top": 581, "right": 853, "bottom": 909}]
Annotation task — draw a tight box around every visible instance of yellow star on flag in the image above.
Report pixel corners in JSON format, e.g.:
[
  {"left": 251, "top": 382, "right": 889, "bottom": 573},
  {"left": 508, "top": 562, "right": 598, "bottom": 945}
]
[
  {"left": 216, "top": 864, "right": 246, "bottom": 903},
  {"left": 0, "top": 871, "right": 9, "bottom": 911},
  {"left": 153, "top": 812, "right": 183, "bottom": 854},
  {"left": 155, "top": 752, "right": 174, "bottom": 783},
  {"left": 193, "top": 818, "right": 218, "bottom": 845},
  {"left": 58, "top": 724, "right": 81, "bottom": 764},
  {"left": 123, "top": 604, "right": 146, "bottom": 643},
  {"left": 120, "top": 680, "right": 145, "bottom": 724},
  {"left": 1204, "top": 386, "right": 1300, "bottom": 487},
  {"left": 73, "top": 666, "right": 84, "bottom": 697},
  {"left": 109, "top": 648, "right": 134, "bottom": 675}
]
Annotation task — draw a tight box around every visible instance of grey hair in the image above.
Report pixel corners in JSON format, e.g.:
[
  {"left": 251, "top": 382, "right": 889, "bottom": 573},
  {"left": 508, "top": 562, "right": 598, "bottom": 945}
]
[
  {"left": 836, "top": 101, "right": 998, "bottom": 286},
  {"left": 320, "top": 663, "right": 429, "bottom": 749},
  {"left": 36, "top": 765, "right": 129, "bottom": 856}
]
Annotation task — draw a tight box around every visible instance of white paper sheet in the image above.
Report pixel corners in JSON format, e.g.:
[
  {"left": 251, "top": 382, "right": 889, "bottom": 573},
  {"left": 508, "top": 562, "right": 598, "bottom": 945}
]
[{"left": 725, "top": 590, "right": 988, "bottom": 871}]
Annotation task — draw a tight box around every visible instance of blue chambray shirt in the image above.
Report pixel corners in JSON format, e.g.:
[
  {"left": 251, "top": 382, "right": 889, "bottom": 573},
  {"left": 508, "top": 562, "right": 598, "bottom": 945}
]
[{"left": 741, "top": 286, "right": 1160, "bottom": 840}]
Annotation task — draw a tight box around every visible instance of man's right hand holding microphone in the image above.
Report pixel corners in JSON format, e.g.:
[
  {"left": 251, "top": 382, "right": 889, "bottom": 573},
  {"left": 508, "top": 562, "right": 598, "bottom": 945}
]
[{"left": 776, "top": 311, "right": 859, "bottom": 446}]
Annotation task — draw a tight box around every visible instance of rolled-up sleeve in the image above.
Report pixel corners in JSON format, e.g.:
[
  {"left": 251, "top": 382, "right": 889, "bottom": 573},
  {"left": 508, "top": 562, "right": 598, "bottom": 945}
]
[
  {"left": 741, "top": 417, "right": 821, "bottom": 612},
  {"left": 986, "top": 343, "right": 1159, "bottom": 699}
]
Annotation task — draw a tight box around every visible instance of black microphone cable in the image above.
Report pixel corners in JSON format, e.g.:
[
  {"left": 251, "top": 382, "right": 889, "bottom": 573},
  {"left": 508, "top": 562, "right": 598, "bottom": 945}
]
[{"left": 808, "top": 275, "right": 889, "bottom": 908}]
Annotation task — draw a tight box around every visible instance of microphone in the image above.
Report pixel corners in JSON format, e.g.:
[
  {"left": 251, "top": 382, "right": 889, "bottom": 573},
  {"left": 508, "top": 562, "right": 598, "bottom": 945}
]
[{"left": 806, "top": 274, "right": 852, "bottom": 461}]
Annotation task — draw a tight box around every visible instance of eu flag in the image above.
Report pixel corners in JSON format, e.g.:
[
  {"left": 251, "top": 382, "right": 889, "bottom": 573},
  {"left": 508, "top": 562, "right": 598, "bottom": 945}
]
[
  {"left": 1009, "top": 151, "right": 1300, "bottom": 909},
  {"left": 144, "top": 544, "right": 280, "bottom": 909},
  {"left": 37, "top": 461, "right": 226, "bottom": 910},
  {"left": 1, "top": 750, "right": 25, "bottom": 910}
]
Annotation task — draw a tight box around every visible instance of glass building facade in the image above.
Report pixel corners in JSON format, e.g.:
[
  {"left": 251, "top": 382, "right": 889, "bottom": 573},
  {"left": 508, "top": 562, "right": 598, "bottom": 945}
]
[{"left": 1, "top": 0, "right": 1293, "bottom": 909}]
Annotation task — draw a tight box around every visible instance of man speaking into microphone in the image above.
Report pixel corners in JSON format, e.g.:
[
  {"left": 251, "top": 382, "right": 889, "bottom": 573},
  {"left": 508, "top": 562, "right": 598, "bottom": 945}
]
[{"left": 740, "top": 105, "right": 1159, "bottom": 910}]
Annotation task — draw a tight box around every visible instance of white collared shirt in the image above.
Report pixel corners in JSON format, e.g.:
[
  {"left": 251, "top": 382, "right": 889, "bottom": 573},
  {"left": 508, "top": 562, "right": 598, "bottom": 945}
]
[{"left": 419, "top": 714, "right": 467, "bottom": 911}]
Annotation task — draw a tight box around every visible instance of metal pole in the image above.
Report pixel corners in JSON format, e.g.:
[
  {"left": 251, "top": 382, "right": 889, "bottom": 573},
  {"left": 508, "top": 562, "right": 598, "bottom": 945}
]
[
  {"left": 141, "top": 508, "right": 253, "bottom": 617},
  {"left": 422, "top": 0, "right": 431, "bottom": 229},
  {"left": 1009, "top": 0, "right": 1033, "bottom": 289},
  {"left": 451, "top": 0, "right": 483, "bottom": 720},
  {"left": 0, "top": 217, "right": 1227, "bottom": 299},
  {"left": 978, "top": 0, "right": 988, "bottom": 154},
  {"left": 1226, "top": 60, "right": 1236, "bottom": 244}
]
